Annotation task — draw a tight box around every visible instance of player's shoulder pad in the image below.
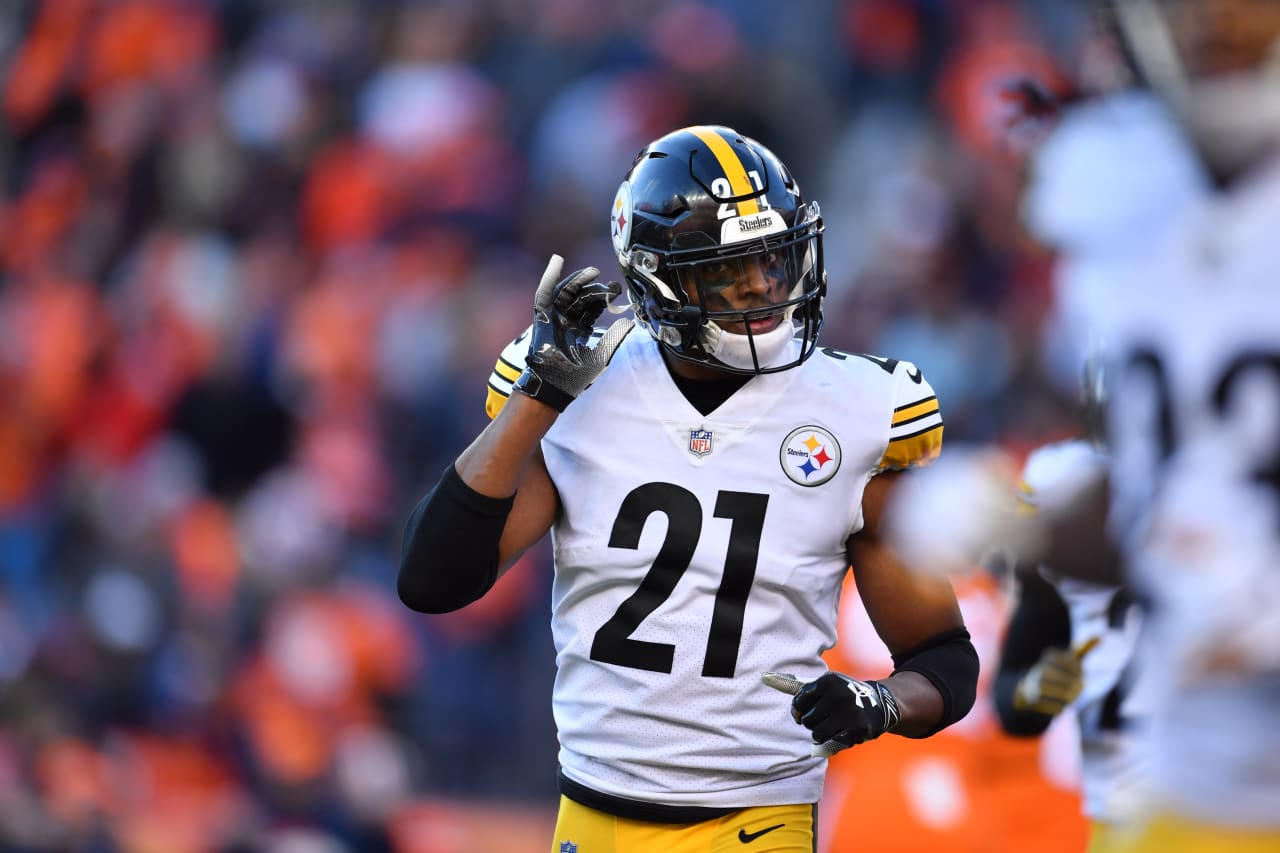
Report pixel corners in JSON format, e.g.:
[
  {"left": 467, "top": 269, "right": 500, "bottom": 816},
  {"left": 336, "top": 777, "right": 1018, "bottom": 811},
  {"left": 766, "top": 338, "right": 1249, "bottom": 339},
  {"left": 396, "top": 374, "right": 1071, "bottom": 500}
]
[
  {"left": 815, "top": 348, "right": 942, "bottom": 470},
  {"left": 812, "top": 346, "right": 918, "bottom": 383},
  {"left": 878, "top": 356, "right": 943, "bottom": 472},
  {"left": 485, "top": 325, "right": 534, "bottom": 420}
]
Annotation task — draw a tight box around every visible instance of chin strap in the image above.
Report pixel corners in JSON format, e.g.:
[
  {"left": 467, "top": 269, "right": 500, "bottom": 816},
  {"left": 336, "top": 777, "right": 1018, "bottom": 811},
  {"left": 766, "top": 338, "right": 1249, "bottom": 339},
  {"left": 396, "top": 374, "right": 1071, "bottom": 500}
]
[{"left": 705, "top": 321, "right": 798, "bottom": 371}]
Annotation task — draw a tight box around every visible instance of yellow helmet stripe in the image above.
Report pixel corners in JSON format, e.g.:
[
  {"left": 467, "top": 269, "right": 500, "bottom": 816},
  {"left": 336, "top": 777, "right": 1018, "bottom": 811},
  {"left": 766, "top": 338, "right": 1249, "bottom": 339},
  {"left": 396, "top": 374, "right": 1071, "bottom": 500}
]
[{"left": 685, "top": 126, "right": 760, "bottom": 215}]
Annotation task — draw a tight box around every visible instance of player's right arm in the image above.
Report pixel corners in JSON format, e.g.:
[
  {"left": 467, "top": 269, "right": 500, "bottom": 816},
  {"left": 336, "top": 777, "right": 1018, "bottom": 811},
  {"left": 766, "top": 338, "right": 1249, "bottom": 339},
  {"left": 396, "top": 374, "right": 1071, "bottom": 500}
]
[
  {"left": 397, "top": 255, "right": 631, "bottom": 614},
  {"left": 457, "top": 393, "right": 561, "bottom": 569}
]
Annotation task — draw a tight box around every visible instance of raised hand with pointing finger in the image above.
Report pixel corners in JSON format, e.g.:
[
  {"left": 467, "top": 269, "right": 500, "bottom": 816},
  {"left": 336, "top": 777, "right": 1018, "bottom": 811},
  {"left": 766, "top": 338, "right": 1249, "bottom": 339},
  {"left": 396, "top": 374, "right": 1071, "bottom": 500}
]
[{"left": 513, "top": 254, "right": 633, "bottom": 412}]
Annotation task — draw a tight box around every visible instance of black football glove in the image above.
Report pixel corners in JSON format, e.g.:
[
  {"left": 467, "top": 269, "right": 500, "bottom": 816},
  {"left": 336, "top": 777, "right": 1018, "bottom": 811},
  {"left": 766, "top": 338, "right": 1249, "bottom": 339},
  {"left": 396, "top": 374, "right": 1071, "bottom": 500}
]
[
  {"left": 513, "top": 254, "right": 632, "bottom": 412},
  {"left": 763, "top": 671, "right": 901, "bottom": 758}
]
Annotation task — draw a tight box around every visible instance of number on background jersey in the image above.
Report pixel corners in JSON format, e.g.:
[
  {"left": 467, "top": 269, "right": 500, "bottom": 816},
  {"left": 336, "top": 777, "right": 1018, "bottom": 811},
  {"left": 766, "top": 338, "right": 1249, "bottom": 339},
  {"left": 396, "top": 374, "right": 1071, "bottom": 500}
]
[
  {"left": 590, "top": 483, "right": 769, "bottom": 677},
  {"left": 1125, "top": 348, "right": 1280, "bottom": 527},
  {"left": 1214, "top": 352, "right": 1280, "bottom": 521}
]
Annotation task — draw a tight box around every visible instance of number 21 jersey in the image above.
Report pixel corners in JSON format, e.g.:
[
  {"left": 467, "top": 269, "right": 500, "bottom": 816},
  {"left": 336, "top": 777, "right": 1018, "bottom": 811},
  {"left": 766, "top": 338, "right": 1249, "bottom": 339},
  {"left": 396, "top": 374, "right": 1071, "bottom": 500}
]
[{"left": 487, "top": 328, "right": 943, "bottom": 808}]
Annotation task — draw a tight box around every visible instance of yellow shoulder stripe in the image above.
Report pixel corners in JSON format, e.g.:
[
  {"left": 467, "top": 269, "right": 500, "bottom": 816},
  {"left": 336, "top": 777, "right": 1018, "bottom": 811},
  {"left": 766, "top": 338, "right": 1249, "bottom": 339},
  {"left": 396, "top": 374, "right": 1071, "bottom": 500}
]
[
  {"left": 493, "top": 357, "right": 521, "bottom": 382},
  {"left": 892, "top": 395, "right": 938, "bottom": 426}
]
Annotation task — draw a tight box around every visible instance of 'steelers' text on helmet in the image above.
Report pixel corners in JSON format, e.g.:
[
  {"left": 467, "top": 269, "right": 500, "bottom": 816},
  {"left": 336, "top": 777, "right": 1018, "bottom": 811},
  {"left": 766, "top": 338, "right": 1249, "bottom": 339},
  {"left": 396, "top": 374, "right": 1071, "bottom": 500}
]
[{"left": 611, "top": 125, "right": 825, "bottom": 375}]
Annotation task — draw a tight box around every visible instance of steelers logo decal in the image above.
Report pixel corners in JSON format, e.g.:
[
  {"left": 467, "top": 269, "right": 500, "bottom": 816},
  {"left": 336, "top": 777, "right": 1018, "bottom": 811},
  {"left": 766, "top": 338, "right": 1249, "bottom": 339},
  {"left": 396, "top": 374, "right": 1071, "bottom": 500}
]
[
  {"left": 780, "top": 425, "right": 842, "bottom": 487},
  {"left": 610, "top": 181, "right": 633, "bottom": 255}
]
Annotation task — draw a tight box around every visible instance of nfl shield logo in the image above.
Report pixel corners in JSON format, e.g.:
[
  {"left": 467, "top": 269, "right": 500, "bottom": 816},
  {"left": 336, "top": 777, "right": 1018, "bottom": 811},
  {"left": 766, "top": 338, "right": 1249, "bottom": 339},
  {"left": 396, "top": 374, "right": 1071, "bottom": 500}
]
[
  {"left": 689, "top": 428, "right": 713, "bottom": 457},
  {"left": 560, "top": 843, "right": 578, "bottom": 853}
]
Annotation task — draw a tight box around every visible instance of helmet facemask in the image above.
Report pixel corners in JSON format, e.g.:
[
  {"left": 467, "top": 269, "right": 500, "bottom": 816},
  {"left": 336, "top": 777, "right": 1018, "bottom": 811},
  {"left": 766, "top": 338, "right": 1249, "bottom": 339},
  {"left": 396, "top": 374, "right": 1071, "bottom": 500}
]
[{"left": 623, "top": 202, "right": 824, "bottom": 374}]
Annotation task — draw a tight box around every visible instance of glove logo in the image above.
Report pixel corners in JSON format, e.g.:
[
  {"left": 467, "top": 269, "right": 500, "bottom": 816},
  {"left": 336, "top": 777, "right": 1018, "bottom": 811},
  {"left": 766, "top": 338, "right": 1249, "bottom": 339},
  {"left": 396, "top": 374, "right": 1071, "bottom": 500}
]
[
  {"left": 559, "top": 842, "right": 578, "bottom": 853},
  {"left": 847, "top": 679, "right": 879, "bottom": 709},
  {"left": 779, "top": 425, "right": 841, "bottom": 487},
  {"left": 611, "top": 181, "right": 633, "bottom": 255},
  {"left": 689, "top": 427, "right": 714, "bottom": 457}
]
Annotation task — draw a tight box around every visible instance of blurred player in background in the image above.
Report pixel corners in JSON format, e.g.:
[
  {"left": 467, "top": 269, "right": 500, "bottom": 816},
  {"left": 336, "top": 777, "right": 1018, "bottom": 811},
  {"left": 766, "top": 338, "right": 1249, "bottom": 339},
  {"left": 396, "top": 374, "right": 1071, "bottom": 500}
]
[
  {"left": 1024, "top": 1, "right": 1280, "bottom": 848},
  {"left": 991, "top": 363, "right": 1149, "bottom": 853},
  {"left": 993, "top": 546, "right": 1144, "bottom": 853},
  {"left": 946, "top": 1, "right": 1280, "bottom": 850},
  {"left": 398, "top": 125, "right": 979, "bottom": 852}
]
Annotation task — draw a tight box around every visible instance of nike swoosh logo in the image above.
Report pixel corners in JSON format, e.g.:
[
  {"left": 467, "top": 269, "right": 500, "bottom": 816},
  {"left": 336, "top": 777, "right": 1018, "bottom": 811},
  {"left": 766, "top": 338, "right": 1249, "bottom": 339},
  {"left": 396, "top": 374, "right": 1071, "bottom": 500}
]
[
  {"left": 905, "top": 366, "right": 923, "bottom": 383},
  {"left": 738, "top": 823, "right": 785, "bottom": 843}
]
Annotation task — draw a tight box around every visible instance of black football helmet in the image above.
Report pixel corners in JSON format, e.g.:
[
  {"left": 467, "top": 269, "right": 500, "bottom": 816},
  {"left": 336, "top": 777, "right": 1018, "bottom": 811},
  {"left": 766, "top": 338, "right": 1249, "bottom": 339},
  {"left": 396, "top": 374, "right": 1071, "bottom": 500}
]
[{"left": 611, "top": 125, "right": 825, "bottom": 375}]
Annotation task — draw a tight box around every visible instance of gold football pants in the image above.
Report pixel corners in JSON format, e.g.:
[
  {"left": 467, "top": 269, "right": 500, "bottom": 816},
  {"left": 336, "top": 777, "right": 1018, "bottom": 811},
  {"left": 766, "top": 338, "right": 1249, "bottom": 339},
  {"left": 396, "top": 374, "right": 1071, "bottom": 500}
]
[{"left": 551, "top": 797, "right": 815, "bottom": 853}]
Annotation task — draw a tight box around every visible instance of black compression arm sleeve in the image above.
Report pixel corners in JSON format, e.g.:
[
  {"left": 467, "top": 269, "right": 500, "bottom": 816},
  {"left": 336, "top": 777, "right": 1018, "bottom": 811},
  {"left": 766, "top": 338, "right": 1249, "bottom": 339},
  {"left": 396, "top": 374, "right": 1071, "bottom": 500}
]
[
  {"left": 992, "top": 567, "right": 1072, "bottom": 736},
  {"left": 397, "top": 464, "right": 515, "bottom": 614},
  {"left": 891, "top": 626, "right": 980, "bottom": 737}
]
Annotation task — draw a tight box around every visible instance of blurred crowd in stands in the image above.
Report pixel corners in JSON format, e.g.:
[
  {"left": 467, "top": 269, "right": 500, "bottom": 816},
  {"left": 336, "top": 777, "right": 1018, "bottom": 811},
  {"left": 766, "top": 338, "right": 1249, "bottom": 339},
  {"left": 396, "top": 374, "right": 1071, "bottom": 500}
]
[{"left": 0, "top": 1, "right": 1102, "bottom": 850}]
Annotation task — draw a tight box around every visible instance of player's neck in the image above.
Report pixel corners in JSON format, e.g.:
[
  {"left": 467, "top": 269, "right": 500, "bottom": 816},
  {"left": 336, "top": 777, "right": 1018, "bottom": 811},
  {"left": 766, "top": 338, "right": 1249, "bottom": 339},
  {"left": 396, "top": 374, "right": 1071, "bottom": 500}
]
[{"left": 660, "top": 350, "right": 752, "bottom": 416}]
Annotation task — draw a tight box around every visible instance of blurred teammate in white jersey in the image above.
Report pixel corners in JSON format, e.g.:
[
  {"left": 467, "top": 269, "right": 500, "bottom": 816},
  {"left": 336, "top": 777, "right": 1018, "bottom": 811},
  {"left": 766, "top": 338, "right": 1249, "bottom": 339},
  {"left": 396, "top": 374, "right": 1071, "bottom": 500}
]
[
  {"left": 993, "top": 428, "right": 1149, "bottom": 853},
  {"left": 1019, "top": 1, "right": 1280, "bottom": 849},
  {"left": 884, "top": 2, "right": 1279, "bottom": 849},
  {"left": 397, "top": 126, "right": 979, "bottom": 852}
]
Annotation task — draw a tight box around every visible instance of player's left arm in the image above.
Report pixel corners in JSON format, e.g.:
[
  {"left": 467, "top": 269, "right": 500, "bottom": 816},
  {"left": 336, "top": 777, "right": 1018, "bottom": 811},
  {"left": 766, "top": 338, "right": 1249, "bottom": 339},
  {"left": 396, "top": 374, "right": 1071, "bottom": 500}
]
[
  {"left": 849, "top": 469, "right": 976, "bottom": 738},
  {"left": 764, "top": 361, "right": 977, "bottom": 754},
  {"left": 764, "top": 472, "right": 977, "bottom": 755}
]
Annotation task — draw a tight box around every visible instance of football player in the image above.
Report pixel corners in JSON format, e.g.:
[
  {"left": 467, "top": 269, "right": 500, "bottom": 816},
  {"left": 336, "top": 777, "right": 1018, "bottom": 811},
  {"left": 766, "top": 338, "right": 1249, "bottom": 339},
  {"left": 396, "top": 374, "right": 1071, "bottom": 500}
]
[
  {"left": 1018, "top": 1, "right": 1280, "bottom": 849},
  {"left": 398, "top": 125, "right": 979, "bottom": 852},
  {"left": 993, "top": 437, "right": 1149, "bottom": 853}
]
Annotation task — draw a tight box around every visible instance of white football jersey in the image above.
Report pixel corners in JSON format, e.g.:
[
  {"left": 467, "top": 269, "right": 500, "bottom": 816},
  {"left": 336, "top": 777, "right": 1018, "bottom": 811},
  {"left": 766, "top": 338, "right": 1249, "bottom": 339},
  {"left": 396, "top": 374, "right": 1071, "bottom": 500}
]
[
  {"left": 487, "top": 329, "right": 943, "bottom": 807},
  {"left": 1021, "top": 440, "right": 1148, "bottom": 823},
  {"left": 1029, "top": 98, "right": 1280, "bottom": 827}
]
